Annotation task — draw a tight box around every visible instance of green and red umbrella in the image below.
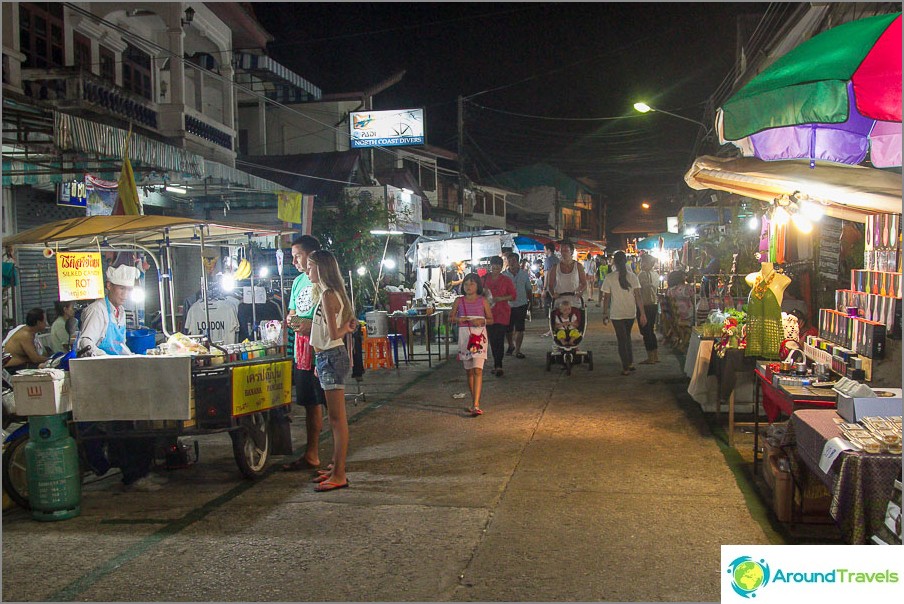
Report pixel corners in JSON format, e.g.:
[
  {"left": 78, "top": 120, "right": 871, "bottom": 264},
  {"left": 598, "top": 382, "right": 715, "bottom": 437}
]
[{"left": 717, "top": 12, "right": 901, "bottom": 168}]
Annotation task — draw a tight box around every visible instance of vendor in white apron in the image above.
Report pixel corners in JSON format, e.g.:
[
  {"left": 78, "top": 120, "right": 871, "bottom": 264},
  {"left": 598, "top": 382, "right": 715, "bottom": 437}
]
[{"left": 78, "top": 265, "right": 166, "bottom": 491}]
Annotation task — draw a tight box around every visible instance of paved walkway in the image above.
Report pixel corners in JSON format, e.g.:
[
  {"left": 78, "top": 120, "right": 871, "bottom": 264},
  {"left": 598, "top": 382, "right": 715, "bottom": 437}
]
[{"left": 2, "top": 306, "right": 776, "bottom": 602}]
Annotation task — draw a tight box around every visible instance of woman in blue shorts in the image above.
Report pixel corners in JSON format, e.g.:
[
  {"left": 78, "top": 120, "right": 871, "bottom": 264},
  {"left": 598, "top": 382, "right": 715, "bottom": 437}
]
[{"left": 307, "top": 250, "right": 356, "bottom": 492}]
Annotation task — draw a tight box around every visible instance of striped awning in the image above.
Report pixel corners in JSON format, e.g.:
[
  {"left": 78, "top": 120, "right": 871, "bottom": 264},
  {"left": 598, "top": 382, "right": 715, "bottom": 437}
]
[{"left": 235, "top": 53, "right": 322, "bottom": 101}]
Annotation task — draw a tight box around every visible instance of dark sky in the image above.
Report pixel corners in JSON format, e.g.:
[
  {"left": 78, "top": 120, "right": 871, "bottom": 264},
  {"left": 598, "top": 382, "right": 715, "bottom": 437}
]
[{"left": 253, "top": 2, "right": 780, "bottom": 212}]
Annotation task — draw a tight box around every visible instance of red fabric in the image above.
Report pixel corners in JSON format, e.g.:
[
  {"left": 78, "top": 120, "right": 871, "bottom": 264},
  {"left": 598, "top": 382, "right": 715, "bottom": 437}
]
[
  {"left": 483, "top": 272, "right": 516, "bottom": 326},
  {"left": 852, "top": 15, "right": 902, "bottom": 122},
  {"left": 760, "top": 378, "right": 789, "bottom": 423},
  {"left": 295, "top": 333, "right": 314, "bottom": 371}
]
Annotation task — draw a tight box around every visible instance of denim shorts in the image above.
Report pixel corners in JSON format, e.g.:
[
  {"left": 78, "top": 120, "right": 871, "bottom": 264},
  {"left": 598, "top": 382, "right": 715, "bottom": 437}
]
[{"left": 314, "top": 346, "right": 350, "bottom": 390}]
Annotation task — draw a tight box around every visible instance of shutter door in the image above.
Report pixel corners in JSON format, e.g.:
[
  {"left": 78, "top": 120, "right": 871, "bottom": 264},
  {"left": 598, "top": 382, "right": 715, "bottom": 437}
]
[{"left": 13, "top": 187, "right": 85, "bottom": 323}]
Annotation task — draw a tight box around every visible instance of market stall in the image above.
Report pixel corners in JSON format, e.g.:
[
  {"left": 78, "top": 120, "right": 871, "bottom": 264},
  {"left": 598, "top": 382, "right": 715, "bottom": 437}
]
[
  {"left": 3, "top": 216, "right": 296, "bottom": 507},
  {"left": 681, "top": 12, "right": 903, "bottom": 531}
]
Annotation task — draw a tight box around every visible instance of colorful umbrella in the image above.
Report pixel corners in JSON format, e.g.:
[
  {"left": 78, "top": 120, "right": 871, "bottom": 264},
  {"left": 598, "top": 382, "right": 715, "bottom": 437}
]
[{"left": 717, "top": 12, "right": 901, "bottom": 168}]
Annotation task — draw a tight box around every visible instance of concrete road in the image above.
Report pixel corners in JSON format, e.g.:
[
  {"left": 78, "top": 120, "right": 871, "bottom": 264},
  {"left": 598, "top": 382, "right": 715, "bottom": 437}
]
[{"left": 2, "top": 307, "right": 776, "bottom": 602}]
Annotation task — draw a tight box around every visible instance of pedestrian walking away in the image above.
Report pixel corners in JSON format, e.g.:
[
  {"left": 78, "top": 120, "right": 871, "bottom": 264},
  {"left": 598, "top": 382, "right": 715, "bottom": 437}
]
[
  {"left": 600, "top": 251, "right": 647, "bottom": 375},
  {"left": 637, "top": 253, "right": 661, "bottom": 364},
  {"left": 482, "top": 255, "right": 515, "bottom": 377},
  {"left": 450, "top": 273, "right": 493, "bottom": 416}
]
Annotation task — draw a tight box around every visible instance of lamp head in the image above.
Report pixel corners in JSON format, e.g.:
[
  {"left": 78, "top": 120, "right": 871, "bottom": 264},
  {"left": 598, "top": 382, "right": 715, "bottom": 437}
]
[{"left": 633, "top": 102, "right": 652, "bottom": 113}]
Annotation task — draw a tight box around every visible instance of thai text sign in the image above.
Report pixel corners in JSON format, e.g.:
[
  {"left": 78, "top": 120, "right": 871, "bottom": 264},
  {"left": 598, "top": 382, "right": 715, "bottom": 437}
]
[
  {"left": 56, "top": 252, "right": 104, "bottom": 301},
  {"left": 349, "top": 108, "right": 425, "bottom": 148},
  {"left": 231, "top": 360, "right": 291, "bottom": 416}
]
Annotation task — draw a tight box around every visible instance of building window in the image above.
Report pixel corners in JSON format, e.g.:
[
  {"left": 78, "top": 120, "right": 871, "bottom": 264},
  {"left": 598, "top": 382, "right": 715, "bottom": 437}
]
[
  {"left": 473, "top": 192, "right": 485, "bottom": 214},
  {"left": 494, "top": 194, "right": 505, "bottom": 217},
  {"left": 73, "top": 32, "right": 91, "bottom": 71},
  {"left": 19, "top": 3, "right": 65, "bottom": 69},
  {"left": 121, "top": 43, "right": 152, "bottom": 100},
  {"left": 99, "top": 46, "right": 115, "bottom": 82}
]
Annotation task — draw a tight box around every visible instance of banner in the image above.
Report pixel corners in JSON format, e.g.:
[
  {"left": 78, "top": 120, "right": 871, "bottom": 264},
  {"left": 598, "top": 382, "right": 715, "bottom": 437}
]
[
  {"left": 57, "top": 179, "right": 88, "bottom": 208},
  {"left": 115, "top": 132, "right": 142, "bottom": 215},
  {"left": 277, "top": 191, "right": 302, "bottom": 224},
  {"left": 85, "top": 175, "right": 119, "bottom": 217},
  {"left": 56, "top": 252, "right": 104, "bottom": 301},
  {"left": 231, "top": 360, "right": 292, "bottom": 416}
]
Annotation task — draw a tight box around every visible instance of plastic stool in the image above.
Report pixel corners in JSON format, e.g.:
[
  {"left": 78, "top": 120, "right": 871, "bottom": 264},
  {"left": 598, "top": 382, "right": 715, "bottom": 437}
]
[
  {"left": 386, "top": 333, "right": 408, "bottom": 366},
  {"left": 364, "top": 336, "right": 393, "bottom": 369}
]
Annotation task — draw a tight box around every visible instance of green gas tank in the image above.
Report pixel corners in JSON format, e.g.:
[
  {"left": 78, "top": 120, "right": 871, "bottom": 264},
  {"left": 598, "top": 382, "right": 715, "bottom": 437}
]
[{"left": 24, "top": 412, "right": 81, "bottom": 521}]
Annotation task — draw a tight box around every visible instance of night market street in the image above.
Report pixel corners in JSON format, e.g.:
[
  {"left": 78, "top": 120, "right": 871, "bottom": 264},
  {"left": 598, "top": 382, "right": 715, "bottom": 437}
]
[{"left": 2, "top": 308, "right": 775, "bottom": 602}]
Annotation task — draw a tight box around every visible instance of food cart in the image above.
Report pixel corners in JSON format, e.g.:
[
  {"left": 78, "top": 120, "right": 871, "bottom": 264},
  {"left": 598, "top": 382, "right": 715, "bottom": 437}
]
[{"left": 3, "top": 216, "right": 295, "bottom": 506}]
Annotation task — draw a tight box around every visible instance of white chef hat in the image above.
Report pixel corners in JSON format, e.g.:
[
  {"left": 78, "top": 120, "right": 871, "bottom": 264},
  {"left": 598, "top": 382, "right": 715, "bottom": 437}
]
[{"left": 106, "top": 265, "right": 140, "bottom": 287}]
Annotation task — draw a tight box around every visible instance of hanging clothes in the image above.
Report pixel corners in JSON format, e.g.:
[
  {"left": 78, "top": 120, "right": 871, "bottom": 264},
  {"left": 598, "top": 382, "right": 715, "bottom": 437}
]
[{"left": 745, "top": 273, "right": 783, "bottom": 359}]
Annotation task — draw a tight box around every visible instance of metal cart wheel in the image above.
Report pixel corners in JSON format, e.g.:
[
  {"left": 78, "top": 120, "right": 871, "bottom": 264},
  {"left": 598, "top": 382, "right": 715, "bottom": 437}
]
[
  {"left": 230, "top": 412, "right": 270, "bottom": 478},
  {"left": 564, "top": 352, "right": 573, "bottom": 376},
  {"left": 2, "top": 431, "right": 30, "bottom": 510},
  {"left": 587, "top": 351, "right": 594, "bottom": 371},
  {"left": 545, "top": 351, "right": 552, "bottom": 372}
]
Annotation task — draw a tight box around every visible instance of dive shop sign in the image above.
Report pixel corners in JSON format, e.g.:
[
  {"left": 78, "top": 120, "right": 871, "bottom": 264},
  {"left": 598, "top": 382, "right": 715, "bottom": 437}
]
[{"left": 56, "top": 252, "right": 104, "bottom": 301}]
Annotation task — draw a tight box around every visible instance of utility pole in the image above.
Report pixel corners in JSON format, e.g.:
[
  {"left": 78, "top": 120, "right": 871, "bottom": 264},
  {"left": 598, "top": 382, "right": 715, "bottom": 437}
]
[{"left": 457, "top": 95, "right": 464, "bottom": 232}]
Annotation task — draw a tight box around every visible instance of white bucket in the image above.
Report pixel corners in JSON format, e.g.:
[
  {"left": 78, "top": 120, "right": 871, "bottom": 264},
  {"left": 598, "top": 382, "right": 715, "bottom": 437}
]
[{"left": 365, "top": 311, "right": 389, "bottom": 338}]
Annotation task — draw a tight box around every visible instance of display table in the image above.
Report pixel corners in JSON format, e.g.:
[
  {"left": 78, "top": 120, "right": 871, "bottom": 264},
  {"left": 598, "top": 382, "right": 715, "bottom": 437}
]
[
  {"left": 790, "top": 409, "right": 901, "bottom": 544},
  {"left": 396, "top": 309, "right": 450, "bottom": 367},
  {"left": 752, "top": 362, "right": 836, "bottom": 471}
]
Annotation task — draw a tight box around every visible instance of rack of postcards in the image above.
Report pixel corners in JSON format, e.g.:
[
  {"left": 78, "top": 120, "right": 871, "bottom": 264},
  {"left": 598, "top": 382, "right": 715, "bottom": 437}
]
[{"left": 809, "top": 213, "right": 902, "bottom": 382}]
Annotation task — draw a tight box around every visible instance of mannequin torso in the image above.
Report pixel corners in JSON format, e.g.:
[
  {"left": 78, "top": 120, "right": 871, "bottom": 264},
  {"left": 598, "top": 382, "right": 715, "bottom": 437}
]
[{"left": 745, "top": 262, "right": 791, "bottom": 307}]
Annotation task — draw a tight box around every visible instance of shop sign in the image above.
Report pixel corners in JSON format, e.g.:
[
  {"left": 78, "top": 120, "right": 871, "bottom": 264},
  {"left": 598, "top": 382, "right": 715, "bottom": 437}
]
[
  {"left": 349, "top": 108, "right": 425, "bottom": 148},
  {"left": 57, "top": 180, "right": 88, "bottom": 208},
  {"left": 56, "top": 252, "right": 104, "bottom": 301},
  {"left": 231, "top": 360, "right": 291, "bottom": 415}
]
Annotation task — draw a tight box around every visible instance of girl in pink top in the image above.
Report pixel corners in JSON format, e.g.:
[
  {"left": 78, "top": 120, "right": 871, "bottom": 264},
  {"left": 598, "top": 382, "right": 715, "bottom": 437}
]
[{"left": 450, "top": 273, "right": 494, "bottom": 416}]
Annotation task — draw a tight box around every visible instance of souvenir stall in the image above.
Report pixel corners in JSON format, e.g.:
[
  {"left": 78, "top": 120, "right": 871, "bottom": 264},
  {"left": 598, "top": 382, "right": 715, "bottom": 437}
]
[
  {"left": 684, "top": 12, "right": 902, "bottom": 540},
  {"left": 4, "top": 216, "right": 298, "bottom": 511}
]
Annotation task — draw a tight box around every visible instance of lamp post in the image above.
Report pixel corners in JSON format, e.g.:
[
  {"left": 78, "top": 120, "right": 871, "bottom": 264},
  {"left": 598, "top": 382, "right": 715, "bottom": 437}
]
[{"left": 633, "top": 102, "right": 708, "bottom": 129}]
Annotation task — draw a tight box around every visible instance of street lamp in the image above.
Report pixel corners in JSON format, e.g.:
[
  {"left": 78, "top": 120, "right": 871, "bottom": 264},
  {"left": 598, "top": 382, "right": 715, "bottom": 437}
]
[
  {"left": 641, "top": 202, "right": 651, "bottom": 210},
  {"left": 633, "top": 102, "right": 708, "bottom": 129}
]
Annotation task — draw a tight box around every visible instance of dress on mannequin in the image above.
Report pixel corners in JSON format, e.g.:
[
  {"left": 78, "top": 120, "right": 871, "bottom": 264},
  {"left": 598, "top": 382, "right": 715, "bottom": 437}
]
[{"left": 745, "top": 263, "right": 790, "bottom": 359}]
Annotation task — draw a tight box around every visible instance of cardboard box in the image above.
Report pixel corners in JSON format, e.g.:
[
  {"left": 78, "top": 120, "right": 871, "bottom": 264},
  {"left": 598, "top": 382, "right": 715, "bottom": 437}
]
[
  {"left": 836, "top": 388, "right": 903, "bottom": 423},
  {"left": 10, "top": 373, "right": 71, "bottom": 415}
]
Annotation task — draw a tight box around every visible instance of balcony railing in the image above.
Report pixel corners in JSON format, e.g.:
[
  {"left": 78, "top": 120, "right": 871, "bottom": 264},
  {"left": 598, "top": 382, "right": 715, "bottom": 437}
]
[
  {"left": 185, "top": 114, "right": 232, "bottom": 150},
  {"left": 21, "top": 67, "right": 158, "bottom": 130}
]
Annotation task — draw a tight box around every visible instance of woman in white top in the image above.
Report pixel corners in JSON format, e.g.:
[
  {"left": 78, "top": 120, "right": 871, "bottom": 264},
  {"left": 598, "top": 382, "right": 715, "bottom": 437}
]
[
  {"left": 546, "top": 241, "right": 587, "bottom": 299},
  {"left": 600, "top": 250, "right": 647, "bottom": 375},
  {"left": 307, "top": 250, "right": 356, "bottom": 492}
]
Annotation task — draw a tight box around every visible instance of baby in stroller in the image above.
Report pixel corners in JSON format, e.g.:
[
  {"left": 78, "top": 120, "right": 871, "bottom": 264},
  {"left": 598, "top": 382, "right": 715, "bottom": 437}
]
[{"left": 552, "top": 299, "right": 582, "bottom": 346}]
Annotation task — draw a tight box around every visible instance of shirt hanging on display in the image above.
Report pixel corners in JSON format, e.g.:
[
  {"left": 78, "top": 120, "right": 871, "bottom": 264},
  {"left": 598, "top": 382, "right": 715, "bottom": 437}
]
[{"left": 184, "top": 298, "right": 240, "bottom": 344}]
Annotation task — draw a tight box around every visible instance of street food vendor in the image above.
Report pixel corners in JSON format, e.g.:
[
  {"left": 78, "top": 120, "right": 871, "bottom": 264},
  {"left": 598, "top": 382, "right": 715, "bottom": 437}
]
[
  {"left": 78, "top": 264, "right": 165, "bottom": 491},
  {"left": 79, "top": 265, "right": 140, "bottom": 356}
]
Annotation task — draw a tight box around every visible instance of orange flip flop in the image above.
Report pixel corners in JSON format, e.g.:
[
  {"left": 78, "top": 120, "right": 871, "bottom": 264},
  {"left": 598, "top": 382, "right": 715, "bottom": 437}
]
[{"left": 315, "top": 480, "right": 349, "bottom": 492}]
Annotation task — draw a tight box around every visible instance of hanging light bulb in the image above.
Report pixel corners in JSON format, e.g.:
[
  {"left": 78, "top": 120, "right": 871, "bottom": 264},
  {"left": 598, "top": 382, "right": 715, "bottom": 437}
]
[
  {"left": 792, "top": 213, "right": 813, "bottom": 234},
  {"left": 772, "top": 206, "right": 790, "bottom": 226},
  {"left": 356, "top": 266, "right": 367, "bottom": 276},
  {"left": 747, "top": 215, "right": 759, "bottom": 231}
]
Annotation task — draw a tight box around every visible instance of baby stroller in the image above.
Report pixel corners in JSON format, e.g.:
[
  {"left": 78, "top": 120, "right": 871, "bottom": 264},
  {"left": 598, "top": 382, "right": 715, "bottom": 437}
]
[{"left": 545, "top": 292, "right": 593, "bottom": 375}]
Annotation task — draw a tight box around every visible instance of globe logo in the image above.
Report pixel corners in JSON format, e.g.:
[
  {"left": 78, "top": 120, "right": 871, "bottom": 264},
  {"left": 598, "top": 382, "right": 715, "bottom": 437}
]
[{"left": 727, "top": 556, "right": 771, "bottom": 598}]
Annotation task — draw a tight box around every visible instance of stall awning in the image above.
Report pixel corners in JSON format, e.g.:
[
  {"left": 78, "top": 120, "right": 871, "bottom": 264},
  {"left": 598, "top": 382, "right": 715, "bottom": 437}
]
[
  {"left": 684, "top": 155, "right": 902, "bottom": 220},
  {"left": 3, "top": 215, "right": 291, "bottom": 249},
  {"left": 235, "top": 53, "right": 322, "bottom": 102}
]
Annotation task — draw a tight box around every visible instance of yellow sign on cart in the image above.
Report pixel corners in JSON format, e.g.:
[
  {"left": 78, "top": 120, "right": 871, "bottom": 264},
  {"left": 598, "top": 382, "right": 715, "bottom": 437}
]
[
  {"left": 231, "top": 360, "right": 292, "bottom": 416},
  {"left": 56, "top": 252, "right": 104, "bottom": 301}
]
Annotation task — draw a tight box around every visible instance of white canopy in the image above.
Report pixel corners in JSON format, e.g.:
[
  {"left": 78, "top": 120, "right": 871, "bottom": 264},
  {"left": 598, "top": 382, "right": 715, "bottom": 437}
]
[{"left": 684, "top": 156, "right": 902, "bottom": 221}]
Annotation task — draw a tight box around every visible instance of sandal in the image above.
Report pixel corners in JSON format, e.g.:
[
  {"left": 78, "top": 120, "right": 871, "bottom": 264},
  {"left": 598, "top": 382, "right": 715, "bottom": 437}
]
[
  {"left": 469, "top": 407, "right": 483, "bottom": 416},
  {"left": 281, "top": 458, "right": 319, "bottom": 472},
  {"left": 315, "top": 479, "right": 349, "bottom": 492},
  {"left": 515, "top": 352, "right": 525, "bottom": 359}
]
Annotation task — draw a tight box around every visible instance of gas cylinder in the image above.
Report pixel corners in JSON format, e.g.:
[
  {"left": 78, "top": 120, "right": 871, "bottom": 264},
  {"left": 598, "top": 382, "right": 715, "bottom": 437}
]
[{"left": 24, "top": 412, "right": 81, "bottom": 521}]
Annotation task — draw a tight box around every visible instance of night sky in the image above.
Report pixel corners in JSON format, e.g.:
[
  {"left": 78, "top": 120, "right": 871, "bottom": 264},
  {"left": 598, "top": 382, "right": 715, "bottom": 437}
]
[{"left": 253, "top": 2, "right": 782, "bottom": 214}]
